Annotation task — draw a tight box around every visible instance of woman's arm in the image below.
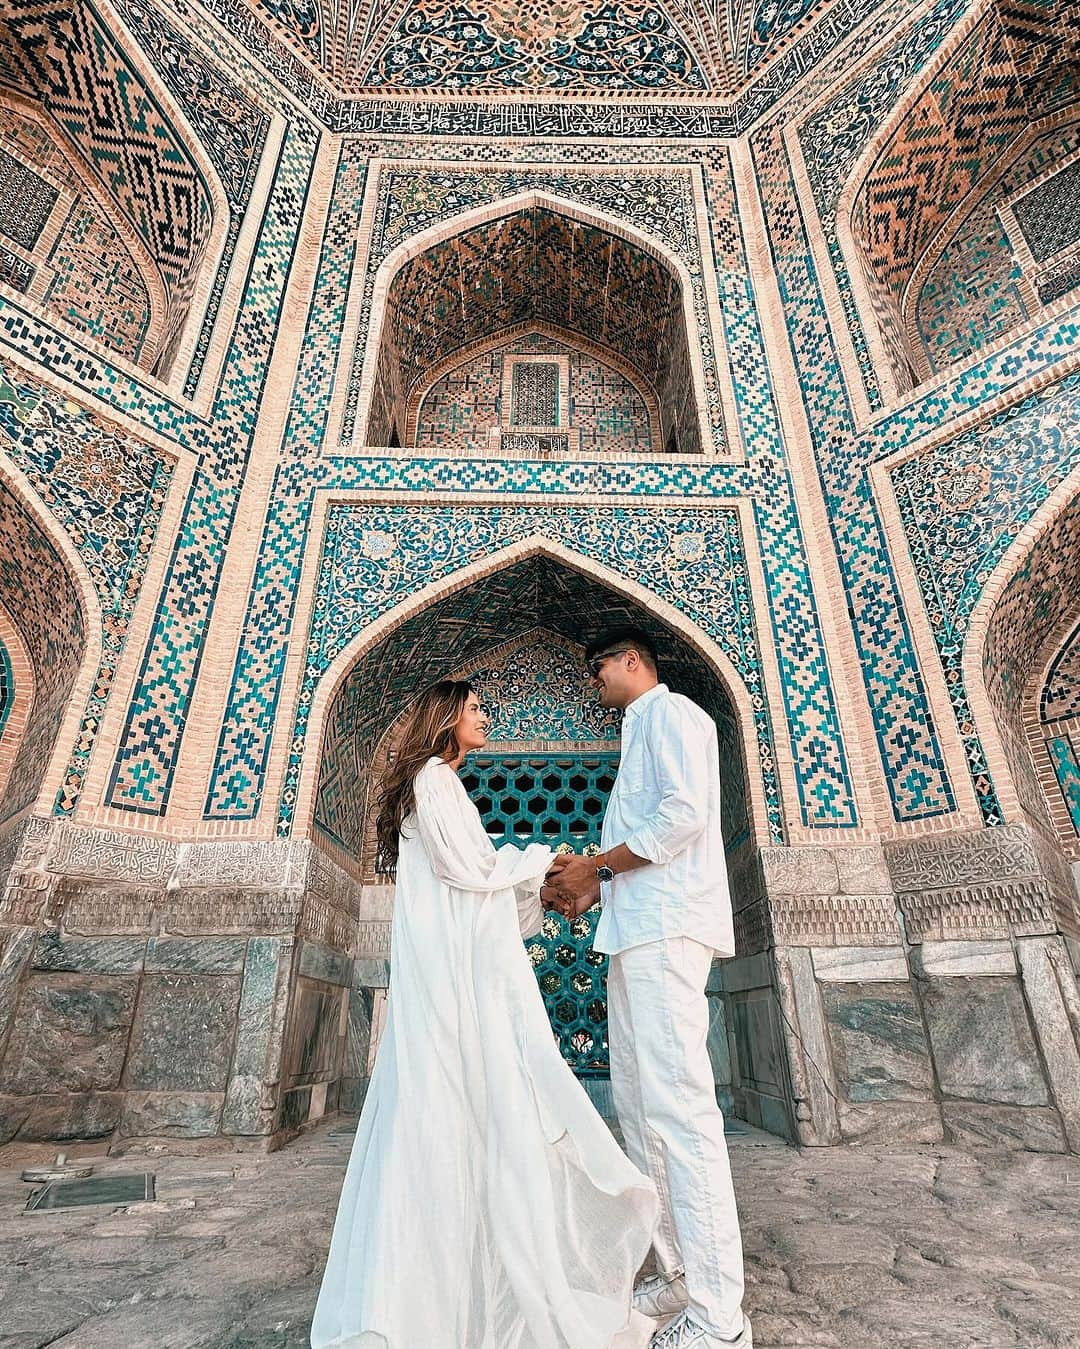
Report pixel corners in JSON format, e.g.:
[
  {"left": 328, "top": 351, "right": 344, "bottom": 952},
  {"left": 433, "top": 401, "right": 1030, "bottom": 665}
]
[{"left": 413, "top": 761, "right": 553, "bottom": 897}]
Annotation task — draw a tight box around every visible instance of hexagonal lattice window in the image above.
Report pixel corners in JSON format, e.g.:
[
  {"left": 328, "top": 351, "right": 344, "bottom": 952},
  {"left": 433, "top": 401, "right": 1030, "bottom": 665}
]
[{"left": 460, "top": 752, "right": 619, "bottom": 1076}]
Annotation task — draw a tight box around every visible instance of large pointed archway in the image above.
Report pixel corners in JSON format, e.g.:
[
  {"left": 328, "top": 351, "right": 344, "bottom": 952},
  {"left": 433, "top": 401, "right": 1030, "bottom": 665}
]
[
  {"left": 296, "top": 545, "right": 764, "bottom": 1126},
  {"left": 356, "top": 190, "right": 710, "bottom": 456},
  {"left": 310, "top": 548, "right": 758, "bottom": 883}
]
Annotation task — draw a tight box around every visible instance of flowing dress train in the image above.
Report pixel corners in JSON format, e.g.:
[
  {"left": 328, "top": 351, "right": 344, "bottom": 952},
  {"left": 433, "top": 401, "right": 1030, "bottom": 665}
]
[{"left": 311, "top": 757, "right": 658, "bottom": 1349}]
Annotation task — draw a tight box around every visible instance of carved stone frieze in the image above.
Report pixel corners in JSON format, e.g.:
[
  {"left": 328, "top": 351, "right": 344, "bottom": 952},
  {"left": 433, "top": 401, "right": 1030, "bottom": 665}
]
[
  {"left": 886, "top": 824, "right": 1079, "bottom": 943},
  {"left": 766, "top": 892, "right": 898, "bottom": 949},
  {"left": 885, "top": 824, "right": 1041, "bottom": 892},
  {"left": 898, "top": 880, "right": 1058, "bottom": 944}
]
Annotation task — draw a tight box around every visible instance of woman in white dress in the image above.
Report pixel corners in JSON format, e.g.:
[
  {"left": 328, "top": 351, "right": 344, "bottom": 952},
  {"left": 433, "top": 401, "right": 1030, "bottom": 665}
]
[{"left": 311, "top": 680, "right": 658, "bottom": 1349}]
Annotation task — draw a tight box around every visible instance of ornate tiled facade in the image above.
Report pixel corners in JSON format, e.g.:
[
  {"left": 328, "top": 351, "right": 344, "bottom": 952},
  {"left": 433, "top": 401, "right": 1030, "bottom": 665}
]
[{"left": 0, "top": 0, "right": 1079, "bottom": 1150}]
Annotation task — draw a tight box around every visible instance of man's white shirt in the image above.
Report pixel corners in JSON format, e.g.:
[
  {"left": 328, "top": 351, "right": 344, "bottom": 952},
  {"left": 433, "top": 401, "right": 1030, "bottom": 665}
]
[{"left": 594, "top": 683, "right": 735, "bottom": 958}]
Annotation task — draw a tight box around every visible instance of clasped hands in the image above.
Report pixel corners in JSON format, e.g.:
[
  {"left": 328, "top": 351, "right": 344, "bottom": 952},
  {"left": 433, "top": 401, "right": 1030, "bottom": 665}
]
[{"left": 540, "top": 852, "right": 601, "bottom": 921}]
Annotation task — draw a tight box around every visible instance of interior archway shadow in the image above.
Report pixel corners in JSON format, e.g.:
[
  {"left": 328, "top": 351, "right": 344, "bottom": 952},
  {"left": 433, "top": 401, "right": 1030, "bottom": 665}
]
[{"left": 314, "top": 551, "right": 755, "bottom": 931}]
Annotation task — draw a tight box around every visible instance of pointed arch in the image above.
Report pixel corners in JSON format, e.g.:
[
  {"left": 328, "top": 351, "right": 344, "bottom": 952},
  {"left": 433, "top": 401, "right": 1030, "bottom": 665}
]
[
  {"left": 0, "top": 454, "right": 101, "bottom": 827},
  {"left": 965, "top": 456, "right": 1080, "bottom": 848},
  {"left": 352, "top": 188, "right": 711, "bottom": 457},
  {"left": 296, "top": 535, "right": 771, "bottom": 852}
]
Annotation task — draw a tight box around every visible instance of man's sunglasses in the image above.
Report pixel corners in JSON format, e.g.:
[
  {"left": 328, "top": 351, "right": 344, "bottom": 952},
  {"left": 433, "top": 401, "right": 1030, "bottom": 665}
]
[{"left": 585, "top": 647, "right": 632, "bottom": 677}]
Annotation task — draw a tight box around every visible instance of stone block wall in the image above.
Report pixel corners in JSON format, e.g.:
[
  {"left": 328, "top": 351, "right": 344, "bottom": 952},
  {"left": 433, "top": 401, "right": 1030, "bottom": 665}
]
[
  {"left": 713, "top": 831, "right": 1080, "bottom": 1152},
  {"left": 0, "top": 823, "right": 380, "bottom": 1146}
]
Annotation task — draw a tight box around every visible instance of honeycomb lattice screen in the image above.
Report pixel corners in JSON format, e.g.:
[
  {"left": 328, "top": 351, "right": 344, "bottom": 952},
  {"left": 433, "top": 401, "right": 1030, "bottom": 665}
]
[{"left": 460, "top": 752, "right": 618, "bottom": 1077}]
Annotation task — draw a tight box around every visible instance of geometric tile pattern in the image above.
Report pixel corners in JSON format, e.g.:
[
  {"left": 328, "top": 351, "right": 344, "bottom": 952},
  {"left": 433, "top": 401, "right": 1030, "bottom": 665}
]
[
  {"left": 799, "top": 0, "right": 985, "bottom": 406},
  {"left": 366, "top": 205, "right": 697, "bottom": 452},
  {"left": 0, "top": 0, "right": 214, "bottom": 371},
  {"left": 106, "top": 113, "right": 321, "bottom": 815},
  {"left": 893, "top": 373, "right": 1080, "bottom": 826},
  {"left": 751, "top": 0, "right": 1072, "bottom": 830},
  {"left": 0, "top": 147, "right": 56, "bottom": 250},
  {"left": 852, "top": 14, "right": 1033, "bottom": 388},
  {"left": 207, "top": 137, "right": 857, "bottom": 836},
  {"left": 0, "top": 0, "right": 270, "bottom": 389},
  {"left": 0, "top": 102, "right": 156, "bottom": 365},
  {"left": 203, "top": 141, "right": 369, "bottom": 822},
  {"left": 1013, "top": 157, "right": 1080, "bottom": 263},
  {"left": 1042, "top": 621, "right": 1080, "bottom": 725},
  {"left": 915, "top": 124, "right": 1080, "bottom": 375},
  {"left": 414, "top": 330, "right": 654, "bottom": 456},
  {"left": 468, "top": 752, "right": 616, "bottom": 1075},
  {"left": 103, "top": 0, "right": 272, "bottom": 390},
  {"left": 46, "top": 205, "right": 154, "bottom": 365},
  {"left": 284, "top": 505, "right": 784, "bottom": 842},
  {"left": 0, "top": 0, "right": 1072, "bottom": 878},
  {"left": 341, "top": 165, "right": 726, "bottom": 453},
  {"left": 0, "top": 361, "right": 175, "bottom": 814},
  {"left": 0, "top": 247, "right": 33, "bottom": 292},
  {"left": 1041, "top": 608, "right": 1080, "bottom": 838}
]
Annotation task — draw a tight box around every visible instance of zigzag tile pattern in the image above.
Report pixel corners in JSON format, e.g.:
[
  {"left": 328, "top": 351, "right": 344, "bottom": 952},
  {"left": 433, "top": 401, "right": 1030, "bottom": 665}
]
[{"left": 0, "top": 1, "right": 211, "bottom": 295}]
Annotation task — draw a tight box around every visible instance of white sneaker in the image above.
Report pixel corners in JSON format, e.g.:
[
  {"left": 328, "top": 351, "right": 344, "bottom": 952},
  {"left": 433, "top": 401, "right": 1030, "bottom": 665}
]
[
  {"left": 633, "top": 1271, "right": 689, "bottom": 1319},
  {"left": 649, "top": 1311, "right": 753, "bottom": 1348}
]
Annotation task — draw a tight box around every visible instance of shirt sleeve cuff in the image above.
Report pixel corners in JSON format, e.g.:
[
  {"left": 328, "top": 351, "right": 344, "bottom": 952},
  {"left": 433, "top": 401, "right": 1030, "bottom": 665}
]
[{"left": 623, "top": 825, "right": 670, "bottom": 866}]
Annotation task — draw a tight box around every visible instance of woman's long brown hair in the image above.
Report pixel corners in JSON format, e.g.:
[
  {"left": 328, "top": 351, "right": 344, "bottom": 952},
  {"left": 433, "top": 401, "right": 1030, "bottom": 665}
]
[{"left": 374, "top": 680, "right": 475, "bottom": 876}]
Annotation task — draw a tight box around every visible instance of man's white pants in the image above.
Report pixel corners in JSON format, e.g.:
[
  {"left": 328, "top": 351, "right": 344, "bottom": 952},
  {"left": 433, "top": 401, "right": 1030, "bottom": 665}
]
[{"left": 607, "top": 937, "right": 745, "bottom": 1340}]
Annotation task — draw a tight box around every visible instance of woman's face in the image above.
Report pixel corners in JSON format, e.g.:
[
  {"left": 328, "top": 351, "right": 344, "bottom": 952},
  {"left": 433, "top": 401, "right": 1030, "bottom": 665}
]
[{"left": 454, "top": 693, "right": 489, "bottom": 756}]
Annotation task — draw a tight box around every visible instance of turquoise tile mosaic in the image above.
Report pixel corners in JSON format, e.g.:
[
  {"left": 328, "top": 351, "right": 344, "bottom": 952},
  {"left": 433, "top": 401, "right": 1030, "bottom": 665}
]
[
  {"left": 749, "top": 0, "right": 1080, "bottom": 825},
  {"left": 276, "top": 503, "right": 786, "bottom": 843},
  {"left": 106, "top": 118, "right": 322, "bottom": 815},
  {"left": 0, "top": 366, "right": 174, "bottom": 813},
  {"left": 206, "top": 143, "right": 857, "bottom": 834},
  {"left": 892, "top": 373, "right": 1080, "bottom": 825}
]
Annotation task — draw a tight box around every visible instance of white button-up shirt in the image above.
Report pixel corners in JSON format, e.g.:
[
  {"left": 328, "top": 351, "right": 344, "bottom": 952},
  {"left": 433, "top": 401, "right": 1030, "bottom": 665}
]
[{"left": 594, "top": 683, "right": 735, "bottom": 958}]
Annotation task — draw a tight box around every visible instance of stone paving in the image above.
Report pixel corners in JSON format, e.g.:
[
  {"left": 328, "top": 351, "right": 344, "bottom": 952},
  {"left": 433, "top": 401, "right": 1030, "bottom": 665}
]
[{"left": 0, "top": 1120, "right": 1078, "bottom": 1348}]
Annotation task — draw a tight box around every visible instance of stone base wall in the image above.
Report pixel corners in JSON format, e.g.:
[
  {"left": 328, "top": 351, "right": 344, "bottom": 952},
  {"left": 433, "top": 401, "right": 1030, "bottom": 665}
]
[
  {"left": 740, "top": 826, "right": 1080, "bottom": 1153},
  {"left": 0, "top": 820, "right": 381, "bottom": 1146},
  {"left": 4, "top": 819, "right": 1080, "bottom": 1154}
]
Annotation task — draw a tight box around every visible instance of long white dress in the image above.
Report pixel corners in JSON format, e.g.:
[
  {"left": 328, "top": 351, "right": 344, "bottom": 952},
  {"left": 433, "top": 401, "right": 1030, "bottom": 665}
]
[{"left": 311, "top": 757, "right": 658, "bottom": 1349}]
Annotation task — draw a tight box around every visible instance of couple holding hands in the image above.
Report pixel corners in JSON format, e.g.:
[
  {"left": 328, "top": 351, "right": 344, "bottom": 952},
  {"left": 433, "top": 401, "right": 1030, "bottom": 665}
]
[{"left": 311, "top": 628, "right": 750, "bottom": 1349}]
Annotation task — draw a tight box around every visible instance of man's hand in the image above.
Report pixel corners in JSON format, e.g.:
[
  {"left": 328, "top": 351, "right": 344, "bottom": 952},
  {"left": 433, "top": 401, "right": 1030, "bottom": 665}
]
[{"left": 550, "top": 852, "right": 600, "bottom": 905}]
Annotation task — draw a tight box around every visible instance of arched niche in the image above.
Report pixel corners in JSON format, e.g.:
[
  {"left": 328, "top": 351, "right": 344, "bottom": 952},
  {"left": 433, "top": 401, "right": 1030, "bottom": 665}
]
[
  {"left": 0, "top": 1, "right": 225, "bottom": 379},
  {"left": 310, "top": 551, "right": 758, "bottom": 942},
  {"left": 0, "top": 470, "right": 87, "bottom": 832},
  {"left": 844, "top": 3, "right": 1079, "bottom": 396},
  {"left": 363, "top": 197, "right": 703, "bottom": 456}
]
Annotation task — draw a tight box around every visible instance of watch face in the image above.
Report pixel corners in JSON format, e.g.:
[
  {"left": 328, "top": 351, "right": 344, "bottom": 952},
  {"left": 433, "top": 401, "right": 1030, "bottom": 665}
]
[{"left": 595, "top": 865, "right": 615, "bottom": 882}]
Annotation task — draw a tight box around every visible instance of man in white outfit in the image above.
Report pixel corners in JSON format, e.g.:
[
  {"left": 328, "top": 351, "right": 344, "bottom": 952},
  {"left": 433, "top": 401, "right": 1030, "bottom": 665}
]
[{"left": 545, "top": 627, "right": 750, "bottom": 1349}]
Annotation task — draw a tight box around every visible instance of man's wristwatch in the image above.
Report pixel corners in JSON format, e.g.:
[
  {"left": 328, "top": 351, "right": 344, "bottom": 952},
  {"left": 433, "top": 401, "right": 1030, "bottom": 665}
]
[{"left": 595, "top": 853, "right": 615, "bottom": 883}]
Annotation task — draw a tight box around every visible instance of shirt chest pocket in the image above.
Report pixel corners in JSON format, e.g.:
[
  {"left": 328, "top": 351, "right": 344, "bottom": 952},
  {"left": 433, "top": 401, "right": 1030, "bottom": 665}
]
[{"left": 616, "top": 749, "right": 651, "bottom": 802}]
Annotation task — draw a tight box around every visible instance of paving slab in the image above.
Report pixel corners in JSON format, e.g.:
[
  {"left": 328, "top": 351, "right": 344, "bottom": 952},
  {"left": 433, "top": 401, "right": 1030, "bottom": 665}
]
[{"left": 1, "top": 1121, "right": 1078, "bottom": 1347}]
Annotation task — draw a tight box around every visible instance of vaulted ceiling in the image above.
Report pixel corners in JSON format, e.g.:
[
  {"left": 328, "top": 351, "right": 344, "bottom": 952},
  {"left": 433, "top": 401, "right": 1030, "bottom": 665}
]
[
  {"left": 248, "top": 0, "right": 857, "bottom": 95},
  {"left": 367, "top": 204, "right": 699, "bottom": 451}
]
